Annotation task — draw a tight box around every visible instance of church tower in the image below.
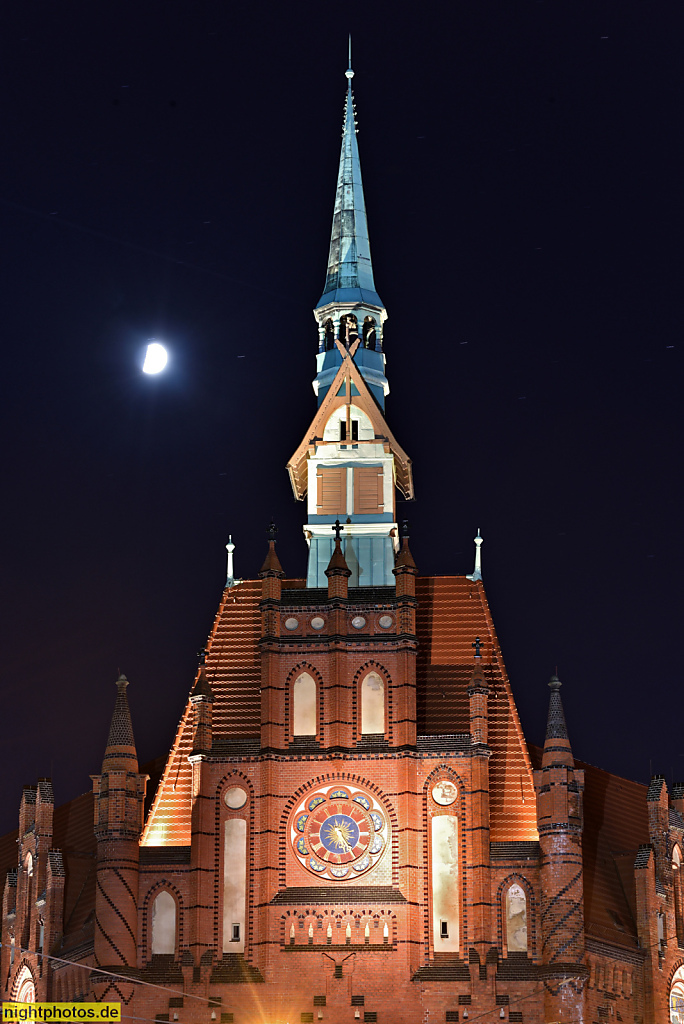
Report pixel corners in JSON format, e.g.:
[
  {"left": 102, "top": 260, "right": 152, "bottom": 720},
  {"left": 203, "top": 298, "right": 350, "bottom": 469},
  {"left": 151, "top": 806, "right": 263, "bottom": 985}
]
[{"left": 287, "top": 49, "right": 413, "bottom": 587}]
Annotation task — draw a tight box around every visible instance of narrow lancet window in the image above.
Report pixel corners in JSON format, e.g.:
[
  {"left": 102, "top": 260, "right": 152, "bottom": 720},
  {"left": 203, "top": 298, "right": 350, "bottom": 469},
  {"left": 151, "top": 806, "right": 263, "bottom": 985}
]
[
  {"left": 151, "top": 891, "right": 177, "bottom": 955},
  {"left": 431, "top": 815, "right": 459, "bottom": 952},
  {"left": 223, "top": 819, "right": 246, "bottom": 953},
  {"left": 293, "top": 672, "right": 317, "bottom": 736},
  {"left": 361, "top": 672, "right": 385, "bottom": 734},
  {"left": 505, "top": 883, "right": 528, "bottom": 953}
]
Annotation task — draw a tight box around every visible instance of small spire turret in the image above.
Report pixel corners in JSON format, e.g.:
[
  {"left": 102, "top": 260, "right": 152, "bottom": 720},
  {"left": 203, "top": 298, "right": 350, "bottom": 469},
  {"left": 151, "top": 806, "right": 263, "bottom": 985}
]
[
  {"left": 102, "top": 674, "right": 138, "bottom": 772},
  {"left": 541, "top": 674, "right": 574, "bottom": 769},
  {"left": 466, "top": 529, "right": 483, "bottom": 582}
]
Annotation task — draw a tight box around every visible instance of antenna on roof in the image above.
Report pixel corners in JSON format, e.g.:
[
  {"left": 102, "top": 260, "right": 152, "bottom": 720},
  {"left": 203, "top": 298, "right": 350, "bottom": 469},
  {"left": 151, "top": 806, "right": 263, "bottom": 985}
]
[
  {"left": 466, "top": 528, "right": 483, "bottom": 582},
  {"left": 225, "top": 534, "right": 242, "bottom": 589},
  {"left": 346, "top": 34, "right": 354, "bottom": 79}
]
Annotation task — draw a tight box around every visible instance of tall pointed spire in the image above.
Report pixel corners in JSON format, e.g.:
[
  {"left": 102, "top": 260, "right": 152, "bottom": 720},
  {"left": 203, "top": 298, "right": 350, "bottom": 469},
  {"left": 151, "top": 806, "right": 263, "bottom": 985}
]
[
  {"left": 102, "top": 674, "right": 138, "bottom": 771},
  {"left": 541, "top": 674, "right": 574, "bottom": 769},
  {"left": 312, "top": 45, "right": 390, "bottom": 412},
  {"left": 316, "top": 45, "right": 382, "bottom": 310}
]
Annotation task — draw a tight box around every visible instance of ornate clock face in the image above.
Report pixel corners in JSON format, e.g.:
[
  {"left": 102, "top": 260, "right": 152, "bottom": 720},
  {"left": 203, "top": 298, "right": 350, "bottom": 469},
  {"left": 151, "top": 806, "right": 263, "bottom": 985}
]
[{"left": 290, "top": 784, "right": 388, "bottom": 880}]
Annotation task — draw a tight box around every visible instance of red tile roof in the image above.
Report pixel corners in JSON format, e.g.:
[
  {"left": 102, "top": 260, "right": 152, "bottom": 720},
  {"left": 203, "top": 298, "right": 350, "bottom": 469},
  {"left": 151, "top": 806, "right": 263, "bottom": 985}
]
[{"left": 143, "top": 576, "right": 539, "bottom": 845}]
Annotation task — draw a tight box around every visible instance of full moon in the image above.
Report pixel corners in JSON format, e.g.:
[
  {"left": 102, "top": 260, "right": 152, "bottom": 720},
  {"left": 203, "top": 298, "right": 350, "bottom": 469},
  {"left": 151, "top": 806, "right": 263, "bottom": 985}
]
[{"left": 142, "top": 341, "right": 168, "bottom": 374}]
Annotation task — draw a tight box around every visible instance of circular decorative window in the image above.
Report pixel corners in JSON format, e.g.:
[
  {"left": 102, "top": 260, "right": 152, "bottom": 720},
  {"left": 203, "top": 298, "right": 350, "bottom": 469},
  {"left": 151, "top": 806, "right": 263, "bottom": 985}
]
[
  {"left": 378, "top": 615, "right": 393, "bottom": 629},
  {"left": 351, "top": 616, "right": 366, "bottom": 630},
  {"left": 224, "top": 786, "right": 247, "bottom": 809},
  {"left": 431, "top": 780, "right": 458, "bottom": 806},
  {"left": 290, "top": 783, "right": 389, "bottom": 880},
  {"left": 284, "top": 617, "right": 299, "bottom": 631},
  {"left": 310, "top": 616, "right": 325, "bottom": 630}
]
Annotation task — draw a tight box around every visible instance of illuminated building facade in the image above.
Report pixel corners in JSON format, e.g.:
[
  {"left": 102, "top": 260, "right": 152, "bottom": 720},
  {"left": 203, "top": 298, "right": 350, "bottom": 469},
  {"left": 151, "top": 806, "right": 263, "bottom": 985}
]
[{"left": 2, "top": 57, "right": 684, "bottom": 1024}]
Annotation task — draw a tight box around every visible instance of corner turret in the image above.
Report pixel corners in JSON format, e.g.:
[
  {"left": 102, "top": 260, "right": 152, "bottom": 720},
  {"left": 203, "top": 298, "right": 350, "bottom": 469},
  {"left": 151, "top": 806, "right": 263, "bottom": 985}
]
[
  {"left": 91, "top": 676, "right": 147, "bottom": 989},
  {"left": 533, "top": 675, "right": 587, "bottom": 1022}
]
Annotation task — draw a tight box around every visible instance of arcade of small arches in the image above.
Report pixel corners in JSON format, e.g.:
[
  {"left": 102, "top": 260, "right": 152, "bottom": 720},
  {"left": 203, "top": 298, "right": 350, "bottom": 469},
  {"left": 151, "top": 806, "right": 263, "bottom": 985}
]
[
  {"left": 282, "top": 910, "right": 395, "bottom": 946},
  {"left": 319, "top": 313, "right": 381, "bottom": 352}
]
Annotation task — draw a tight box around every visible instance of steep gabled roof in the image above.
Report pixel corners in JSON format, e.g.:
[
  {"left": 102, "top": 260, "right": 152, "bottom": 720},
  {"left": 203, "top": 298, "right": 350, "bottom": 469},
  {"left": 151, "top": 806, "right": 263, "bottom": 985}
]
[
  {"left": 415, "top": 576, "right": 539, "bottom": 842},
  {"left": 287, "top": 340, "right": 413, "bottom": 502},
  {"left": 142, "top": 575, "right": 537, "bottom": 846}
]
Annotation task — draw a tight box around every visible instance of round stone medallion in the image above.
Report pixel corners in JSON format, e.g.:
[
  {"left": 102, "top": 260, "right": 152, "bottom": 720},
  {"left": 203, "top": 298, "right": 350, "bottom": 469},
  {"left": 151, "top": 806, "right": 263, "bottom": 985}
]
[
  {"left": 310, "top": 616, "right": 325, "bottom": 630},
  {"left": 431, "top": 780, "right": 458, "bottom": 806},
  {"left": 351, "top": 615, "right": 366, "bottom": 629},
  {"left": 284, "top": 617, "right": 299, "bottom": 631},
  {"left": 378, "top": 615, "right": 393, "bottom": 629},
  {"left": 224, "top": 786, "right": 247, "bottom": 809}
]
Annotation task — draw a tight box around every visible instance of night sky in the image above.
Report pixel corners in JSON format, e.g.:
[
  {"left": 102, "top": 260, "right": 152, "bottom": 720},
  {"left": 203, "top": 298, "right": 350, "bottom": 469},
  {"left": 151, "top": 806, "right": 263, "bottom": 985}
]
[{"left": 1, "top": 3, "right": 682, "bottom": 835}]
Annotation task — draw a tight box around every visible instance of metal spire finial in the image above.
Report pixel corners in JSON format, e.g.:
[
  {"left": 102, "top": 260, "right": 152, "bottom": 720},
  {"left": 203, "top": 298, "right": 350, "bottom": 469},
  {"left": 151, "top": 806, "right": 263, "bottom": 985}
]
[
  {"left": 225, "top": 534, "right": 242, "bottom": 588},
  {"left": 346, "top": 35, "right": 354, "bottom": 79},
  {"left": 466, "top": 528, "right": 483, "bottom": 582}
]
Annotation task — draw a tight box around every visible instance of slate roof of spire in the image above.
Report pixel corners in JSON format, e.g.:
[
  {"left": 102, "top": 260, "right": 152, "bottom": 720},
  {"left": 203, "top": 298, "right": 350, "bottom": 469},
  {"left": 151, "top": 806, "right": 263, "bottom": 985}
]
[
  {"left": 102, "top": 674, "right": 138, "bottom": 770},
  {"left": 316, "top": 64, "right": 383, "bottom": 310}
]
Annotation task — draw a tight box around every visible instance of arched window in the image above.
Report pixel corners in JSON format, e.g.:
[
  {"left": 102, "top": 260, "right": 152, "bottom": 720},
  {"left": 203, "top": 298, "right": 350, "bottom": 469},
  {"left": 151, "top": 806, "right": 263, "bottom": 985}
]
[
  {"left": 14, "top": 965, "right": 36, "bottom": 1002},
  {"left": 361, "top": 672, "right": 385, "bottom": 734},
  {"left": 151, "top": 891, "right": 177, "bottom": 955},
  {"left": 505, "top": 883, "right": 528, "bottom": 953},
  {"left": 25, "top": 853, "right": 33, "bottom": 877},
  {"left": 362, "top": 316, "right": 376, "bottom": 349},
  {"left": 670, "top": 964, "right": 684, "bottom": 1024},
  {"left": 293, "top": 672, "right": 317, "bottom": 736}
]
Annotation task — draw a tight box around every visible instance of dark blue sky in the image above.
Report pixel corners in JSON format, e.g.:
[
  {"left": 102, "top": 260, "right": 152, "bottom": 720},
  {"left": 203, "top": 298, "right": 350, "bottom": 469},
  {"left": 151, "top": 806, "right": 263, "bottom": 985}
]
[{"left": 1, "top": 2, "right": 682, "bottom": 834}]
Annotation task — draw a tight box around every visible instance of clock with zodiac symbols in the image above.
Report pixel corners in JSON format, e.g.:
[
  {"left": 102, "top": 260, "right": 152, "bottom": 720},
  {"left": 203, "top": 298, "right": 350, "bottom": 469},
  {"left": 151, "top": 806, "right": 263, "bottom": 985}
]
[{"left": 290, "top": 783, "right": 389, "bottom": 880}]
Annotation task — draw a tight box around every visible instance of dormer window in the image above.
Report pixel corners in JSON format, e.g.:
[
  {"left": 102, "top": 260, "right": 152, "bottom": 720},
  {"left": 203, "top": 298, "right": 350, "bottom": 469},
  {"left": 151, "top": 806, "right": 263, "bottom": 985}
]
[{"left": 340, "top": 420, "right": 359, "bottom": 442}]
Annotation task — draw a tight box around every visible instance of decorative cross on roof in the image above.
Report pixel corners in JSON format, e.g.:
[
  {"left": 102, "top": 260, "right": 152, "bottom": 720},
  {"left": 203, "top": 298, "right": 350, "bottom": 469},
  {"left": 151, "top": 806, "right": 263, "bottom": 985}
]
[
  {"left": 472, "top": 637, "right": 483, "bottom": 659},
  {"left": 197, "top": 647, "right": 207, "bottom": 665},
  {"left": 332, "top": 519, "right": 344, "bottom": 541},
  {"left": 267, "top": 521, "right": 278, "bottom": 541}
]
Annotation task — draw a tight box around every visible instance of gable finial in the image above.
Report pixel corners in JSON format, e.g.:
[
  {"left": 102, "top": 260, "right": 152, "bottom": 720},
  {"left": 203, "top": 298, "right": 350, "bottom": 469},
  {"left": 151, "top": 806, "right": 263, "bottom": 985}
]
[
  {"left": 472, "top": 637, "right": 483, "bottom": 659},
  {"left": 332, "top": 518, "right": 344, "bottom": 541},
  {"left": 466, "top": 528, "right": 483, "bottom": 582}
]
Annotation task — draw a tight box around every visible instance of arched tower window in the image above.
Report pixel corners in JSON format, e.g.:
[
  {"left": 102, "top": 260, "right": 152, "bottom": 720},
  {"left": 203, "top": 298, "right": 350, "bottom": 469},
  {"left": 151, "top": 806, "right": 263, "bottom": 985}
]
[
  {"left": 340, "top": 313, "right": 358, "bottom": 347},
  {"left": 361, "top": 672, "right": 385, "bottom": 734},
  {"left": 505, "top": 882, "right": 528, "bottom": 953},
  {"left": 293, "top": 672, "right": 317, "bottom": 736},
  {"left": 362, "top": 316, "right": 376, "bottom": 349},
  {"left": 25, "top": 853, "right": 33, "bottom": 877},
  {"left": 151, "top": 890, "right": 177, "bottom": 955}
]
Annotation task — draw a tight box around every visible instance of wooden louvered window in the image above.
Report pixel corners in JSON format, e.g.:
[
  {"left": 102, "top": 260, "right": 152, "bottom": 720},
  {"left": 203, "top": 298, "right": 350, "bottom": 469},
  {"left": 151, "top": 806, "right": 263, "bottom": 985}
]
[
  {"left": 317, "top": 466, "right": 347, "bottom": 515},
  {"left": 353, "top": 467, "right": 383, "bottom": 514}
]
